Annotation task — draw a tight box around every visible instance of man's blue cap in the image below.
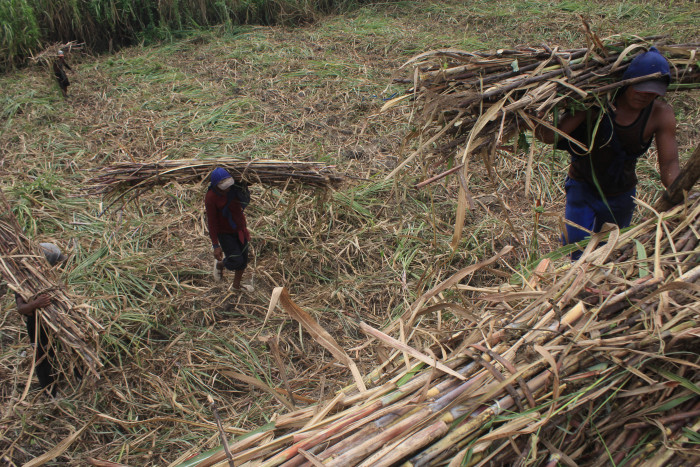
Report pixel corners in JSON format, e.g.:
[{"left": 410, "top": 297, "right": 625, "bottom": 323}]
[
  {"left": 210, "top": 167, "right": 234, "bottom": 189},
  {"left": 623, "top": 46, "right": 671, "bottom": 95}
]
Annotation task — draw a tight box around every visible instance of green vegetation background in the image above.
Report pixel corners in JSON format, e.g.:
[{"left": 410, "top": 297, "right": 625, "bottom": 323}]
[{"left": 1, "top": 0, "right": 378, "bottom": 70}]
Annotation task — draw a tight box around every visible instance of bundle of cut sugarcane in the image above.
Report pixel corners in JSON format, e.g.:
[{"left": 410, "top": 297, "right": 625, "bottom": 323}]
[
  {"left": 179, "top": 197, "right": 699, "bottom": 467},
  {"left": 382, "top": 31, "right": 700, "bottom": 181},
  {"left": 0, "top": 192, "right": 102, "bottom": 380},
  {"left": 85, "top": 158, "right": 345, "bottom": 198},
  {"left": 30, "top": 41, "right": 84, "bottom": 66}
]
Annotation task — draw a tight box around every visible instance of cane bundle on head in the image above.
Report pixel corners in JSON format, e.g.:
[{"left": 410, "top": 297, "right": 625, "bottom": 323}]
[{"left": 84, "top": 157, "right": 346, "bottom": 212}]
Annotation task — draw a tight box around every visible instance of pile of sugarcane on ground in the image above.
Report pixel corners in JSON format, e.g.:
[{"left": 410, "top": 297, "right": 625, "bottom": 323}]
[
  {"left": 0, "top": 192, "right": 102, "bottom": 386},
  {"left": 181, "top": 197, "right": 699, "bottom": 467},
  {"left": 84, "top": 158, "right": 345, "bottom": 201},
  {"left": 382, "top": 30, "right": 700, "bottom": 181}
]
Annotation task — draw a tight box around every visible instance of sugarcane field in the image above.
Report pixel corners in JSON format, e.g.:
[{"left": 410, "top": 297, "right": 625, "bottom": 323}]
[{"left": 1, "top": 0, "right": 699, "bottom": 465}]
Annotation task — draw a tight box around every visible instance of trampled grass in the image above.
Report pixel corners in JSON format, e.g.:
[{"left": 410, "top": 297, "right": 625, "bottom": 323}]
[{"left": 0, "top": 0, "right": 698, "bottom": 464}]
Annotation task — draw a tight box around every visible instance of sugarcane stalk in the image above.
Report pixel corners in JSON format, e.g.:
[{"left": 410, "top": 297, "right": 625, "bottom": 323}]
[
  {"left": 314, "top": 410, "right": 408, "bottom": 462},
  {"left": 207, "top": 395, "right": 235, "bottom": 467},
  {"left": 260, "top": 400, "right": 383, "bottom": 467},
  {"left": 624, "top": 409, "right": 700, "bottom": 430},
  {"left": 324, "top": 407, "right": 433, "bottom": 466},
  {"left": 268, "top": 336, "right": 296, "bottom": 408},
  {"left": 366, "top": 420, "right": 450, "bottom": 467}
]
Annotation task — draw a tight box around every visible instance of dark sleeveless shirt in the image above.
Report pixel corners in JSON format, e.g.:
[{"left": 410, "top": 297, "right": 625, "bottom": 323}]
[{"left": 557, "top": 103, "right": 654, "bottom": 196}]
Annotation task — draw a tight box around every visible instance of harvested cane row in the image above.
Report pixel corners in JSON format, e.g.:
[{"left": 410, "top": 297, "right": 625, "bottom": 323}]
[
  {"left": 84, "top": 158, "right": 345, "bottom": 197},
  {"left": 0, "top": 191, "right": 102, "bottom": 382},
  {"left": 185, "top": 198, "right": 700, "bottom": 467},
  {"left": 382, "top": 33, "right": 700, "bottom": 181}
]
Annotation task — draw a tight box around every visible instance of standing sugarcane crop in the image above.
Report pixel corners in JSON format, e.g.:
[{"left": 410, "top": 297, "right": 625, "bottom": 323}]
[
  {"left": 205, "top": 167, "right": 254, "bottom": 291},
  {"left": 533, "top": 47, "right": 680, "bottom": 259}
]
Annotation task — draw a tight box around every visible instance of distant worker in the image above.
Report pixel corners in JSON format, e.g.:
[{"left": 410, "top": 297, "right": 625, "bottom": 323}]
[
  {"left": 205, "top": 168, "right": 254, "bottom": 291},
  {"left": 534, "top": 47, "right": 679, "bottom": 258},
  {"left": 15, "top": 243, "right": 67, "bottom": 397},
  {"left": 53, "top": 50, "right": 72, "bottom": 98}
]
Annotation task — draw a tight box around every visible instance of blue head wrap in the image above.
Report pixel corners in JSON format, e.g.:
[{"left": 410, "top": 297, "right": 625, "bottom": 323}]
[{"left": 210, "top": 167, "right": 232, "bottom": 188}]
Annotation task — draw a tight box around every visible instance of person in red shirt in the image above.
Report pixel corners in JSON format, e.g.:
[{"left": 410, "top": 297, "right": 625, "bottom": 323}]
[{"left": 204, "top": 168, "right": 253, "bottom": 291}]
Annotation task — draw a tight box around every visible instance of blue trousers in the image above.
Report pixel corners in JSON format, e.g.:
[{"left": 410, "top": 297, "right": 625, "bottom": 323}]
[{"left": 564, "top": 178, "right": 636, "bottom": 258}]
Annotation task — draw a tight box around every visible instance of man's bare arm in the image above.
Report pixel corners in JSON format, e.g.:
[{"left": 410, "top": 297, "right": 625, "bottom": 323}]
[
  {"left": 534, "top": 110, "right": 587, "bottom": 145},
  {"left": 654, "top": 103, "right": 680, "bottom": 188}
]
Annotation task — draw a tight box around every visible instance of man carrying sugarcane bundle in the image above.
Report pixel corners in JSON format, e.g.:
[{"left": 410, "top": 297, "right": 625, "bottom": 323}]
[
  {"left": 15, "top": 243, "right": 67, "bottom": 397},
  {"left": 535, "top": 47, "right": 680, "bottom": 258},
  {"left": 205, "top": 167, "right": 254, "bottom": 292},
  {"left": 53, "top": 50, "right": 72, "bottom": 98}
]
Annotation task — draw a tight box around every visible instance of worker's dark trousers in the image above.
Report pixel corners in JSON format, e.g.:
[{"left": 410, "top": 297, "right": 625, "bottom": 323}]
[
  {"left": 25, "top": 314, "right": 57, "bottom": 396},
  {"left": 563, "top": 177, "right": 636, "bottom": 260}
]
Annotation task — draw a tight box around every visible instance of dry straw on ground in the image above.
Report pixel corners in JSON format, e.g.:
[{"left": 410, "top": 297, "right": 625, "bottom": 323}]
[{"left": 188, "top": 196, "right": 699, "bottom": 467}]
